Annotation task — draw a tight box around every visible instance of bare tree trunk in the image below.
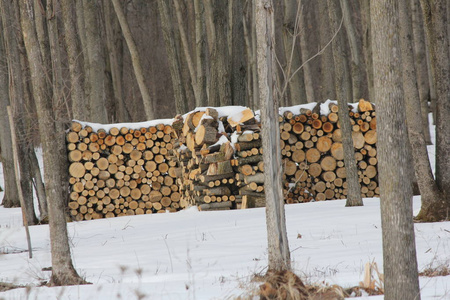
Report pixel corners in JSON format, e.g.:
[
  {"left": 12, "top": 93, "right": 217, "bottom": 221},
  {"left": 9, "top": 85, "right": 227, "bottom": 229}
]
[
  {"left": 60, "top": 0, "right": 87, "bottom": 121},
  {"left": 371, "top": 1, "right": 421, "bottom": 298},
  {"left": 0, "top": 0, "right": 40, "bottom": 220},
  {"left": 204, "top": 0, "right": 231, "bottom": 107},
  {"left": 328, "top": 0, "right": 363, "bottom": 207},
  {"left": 256, "top": 0, "right": 291, "bottom": 272},
  {"left": 316, "top": 0, "right": 336, "bottom": 101},
  {"left": 19, "top": 0, "right": 87, "bottom": 285},
  {"left": 359, "top": 0, "right": 374, "bottom": 102},
  {"left": 194, "top": 0, "right": 207, "bottom": 107},
  {"left": 282, "top": 0, "right": 306, "bottom": 105},
  {"left": 83, "top": 0, "right": 108, "bottom": 122},
  {"left": 411, "top": 0, "right": 432, "bottom": 144},
  {"left": 298, "top": 1, "right": 315, "bottom": 103},
  {"left": 400, "top": 0, "right": 447, "bottom": 223},
  {"left": 340, "top": 0, "right": 364, "bottom": 101},
  {"left": 111, "top": 0, "right": 153, "bottom": 120},
  {"left": 230, "top": 0, "right": 247, "bottom": 106},
  {"left": 0, "top": 29, "right": 20, "bottom": 208},
  {"left": 157, "top": 0, "right": 187, "bottom": 114},
  {"left": 420, "top": 0, "right": 450, "bottom": 220}
]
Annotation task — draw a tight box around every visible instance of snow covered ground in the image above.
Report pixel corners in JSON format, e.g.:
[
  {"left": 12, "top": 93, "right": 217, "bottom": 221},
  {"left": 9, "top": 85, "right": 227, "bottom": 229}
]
[{"left": 0, "top": 116, "right": 449, "bottom": 299}]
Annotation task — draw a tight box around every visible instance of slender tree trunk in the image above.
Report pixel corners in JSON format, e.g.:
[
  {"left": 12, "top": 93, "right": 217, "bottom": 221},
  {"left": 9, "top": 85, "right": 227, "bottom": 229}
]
[
  {"left": 256, "top": 0, "right": 291, "bottom": 272},
  {"left": 0, "top": 29, "right": 20, "bottom": 208},
  {"left": 194, "top": 0, "right": 207, "bottom": 107},
  {"left": 421, "top": 0, "right": 450, "bottom": 190},
  {"left": 359, "top": 0, "right": 374, "bottom": 102},
  {"left": 230, "top": 0, "right": 247, "bottom": 106},
  {"left": 204, "top": 0, "right": 231, "bottom": 107},
  {"left": 400, "top": 0, "right": 447, "bottom": 223},
  {"left": 282, "top": 0, "right": 306, "bottom": 105},
  {"left": 19, "top": 0, "right": 87, "bottom": 285},
  {"left": 83, "top": 0, "right": 108, "bottom": 122},
  {"left": 328, "top": 0, "right": 363, "bottom": 207},
  {"left": 317, "top": 0, "right": 336, "bottom": 101},
  {"left": 157, "top": 0, "right": 187, "bottom": 114},
  {"left": 411, "top": 0, "right": 432, "bottom": 144},
  {"left": 0, "top": 0, "right": 39, "bottom": 220},
  {"left": 298, "top": 1, "right": 315, "bottom": 103},
  {"left": 371, "top": 1, "right": 421, "bottom": 299},
  {"left": 420, "top": 0, "right": 450, "bottom": 220},
  {"left": 340, "top": 0, "right": 364, "bottom": 101},
  {"left": 111, "top": 0, "right": 153, "bottom": 120},
  {"left": 60, "top": 0, "right": 87, "bottom": 121}
]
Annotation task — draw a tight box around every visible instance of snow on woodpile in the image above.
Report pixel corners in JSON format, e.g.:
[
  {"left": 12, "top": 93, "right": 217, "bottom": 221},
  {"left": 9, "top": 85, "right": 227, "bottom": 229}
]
[{"left": 65, "top": 99, "right": 377, "bottom": 220}]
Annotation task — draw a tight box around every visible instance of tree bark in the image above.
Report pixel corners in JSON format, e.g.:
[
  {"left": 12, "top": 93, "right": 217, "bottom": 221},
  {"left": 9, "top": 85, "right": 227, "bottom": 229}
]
[
  {"left": 340, "top": 0, "right": 365, "bottom": 101},
  {"left": 19, "top": 0, "right": 87, "bottom": 285},
  {"left": 298, "top": 1, "right": 315, "bottom": 103},
  {"left": 327, "top": 0, "right": 363, "bottom": 207},
  {"left": 0, "top": 28, "right": 20, "bottom": 208},
  {"left": 256, "top": 0, "right": 291, "bottom": 272},
  {"left": 400, "top": 0, "right": 447, "bottom": 223},
  {"left": 419, "top": 0, "right": 450, "bottom": 220},
  {"left": 316, "top": 0, "right": 336, "bottom": 101},
  {"left": 411, "top": 0, "right": 432, "bottom": 144},
  {"left": 112, "top": 0, "right": 154, "bottom": 120},
  {"left": 82, "top": 0, "right": 108, "bottom": 123},
  {"left": 157, "top": 0, "right": 187, "bottom": 115},
  {"left": 194, "top": 0, "right": 207, "bottom": 107},
  {"left": 60, "top": 0, "right": 87, "bottom": 121},
  {"left": 371, "top": 1, "right": 421, "bottom": 299},
  {"left": 359, "top": 0, "right": 374, "bottom": 102}
]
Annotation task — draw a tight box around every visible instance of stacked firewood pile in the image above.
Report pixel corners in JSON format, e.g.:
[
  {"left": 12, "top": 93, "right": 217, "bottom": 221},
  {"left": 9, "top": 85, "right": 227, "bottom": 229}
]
[
  {"left": 66, "top": 121, "right": 181, "bottom": 220},
  {"left": 280, "top": 100, "right": 378, "bottom": 203},
  {"left": 174, "top": 107, "right": 255, "bottom": 211},
  {"left": 66, "top": 100, "right": 378, "bottom": 219}
]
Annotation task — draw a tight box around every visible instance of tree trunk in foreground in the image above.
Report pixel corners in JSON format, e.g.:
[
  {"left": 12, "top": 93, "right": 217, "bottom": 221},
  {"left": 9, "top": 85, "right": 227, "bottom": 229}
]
[
  {"left": 19, "top": 0, "right": 87, "bottom": 286},
  {"left": 256, "top": 0, "right": 291, "bottom": 272},
  {"left": 371, "top": 1, "right": 421, "bottom": 299}
]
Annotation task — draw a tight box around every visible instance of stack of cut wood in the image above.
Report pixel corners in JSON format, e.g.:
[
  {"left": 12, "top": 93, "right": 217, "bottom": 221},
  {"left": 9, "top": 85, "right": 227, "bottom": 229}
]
[
  {"left": 174, "top": 108, "right": 237, "bottom": 211},
  {"left": 280, "top": 99, "right": 378, "bottom": 203},
  {"left": 231, "top": 125, "right": 265, "bottom": 209},
  {"left": 67, "top": 121, "right": 181, "bottom": 220}
]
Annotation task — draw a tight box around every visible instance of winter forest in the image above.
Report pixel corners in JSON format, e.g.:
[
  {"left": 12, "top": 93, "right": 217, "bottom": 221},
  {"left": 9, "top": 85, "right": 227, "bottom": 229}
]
[{"left": 0, "top": 0, "right": 450, "bottom": 299}]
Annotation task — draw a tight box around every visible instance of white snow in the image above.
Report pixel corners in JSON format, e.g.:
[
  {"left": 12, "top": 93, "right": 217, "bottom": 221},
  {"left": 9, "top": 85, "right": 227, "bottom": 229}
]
[
  {"left": 74, "top": 119, "right": 174, "bottom": 133},
  {"left": 0, "top": 114, "right": 448, "bottom": 300}
]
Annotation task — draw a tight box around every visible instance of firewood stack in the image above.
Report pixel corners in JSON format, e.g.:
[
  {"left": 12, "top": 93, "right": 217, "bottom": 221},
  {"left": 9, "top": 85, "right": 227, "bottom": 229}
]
[
  {"left": 67, "top": 121, "right": 181, "bottom": 220},
  {"left": 174, "top": 108, "right": 243, "bottom": 211},
  {"left": 280, "top": 99, "right": 378, "bottom": 203},
  {"left": 231, "top": 123, "right": 265, "bottom": 209}
]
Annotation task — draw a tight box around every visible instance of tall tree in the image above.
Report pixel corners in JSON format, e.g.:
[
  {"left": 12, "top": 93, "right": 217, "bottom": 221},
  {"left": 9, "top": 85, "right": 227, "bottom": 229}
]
[
  {"left": 60, "top": 0, "right": 87, "bottom": 121},
  {"left": 256, "top": 0, "right": 291, "bottom": 272},
  {"left": 371, "top": 1, "right": 421, "bottom": 298},
  {"left": 157, "top": 0, "right": 187, "bottom": 114},
  {"left": 420, "top": 0, "right": 450, "bottom": 221},
  {"left": 0, "top": 24, "right": 20, "bottom": 208},
  {"left": 82, "top": 0, "right": 108, "bottom": 123},
  {"left": 411, "top": 0, "right": 432, "bottom": 145},
  {"left": 19, "top": 0, "right": 87, "bottom": 285},
  {"left": 298, "top": 1, "right": 315, "bottom": 103},
  {"left": 340, "top": 0, "right": 365, "bottom": 101},
  {"left": 112, "top": 0, "right": 154, "bottom": 120},
  {"left": 327, "top": 0, "right": 363, "bottom": 207},
  {"left": 400, "top": 0, "right": 447, "bottom": 222}
]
